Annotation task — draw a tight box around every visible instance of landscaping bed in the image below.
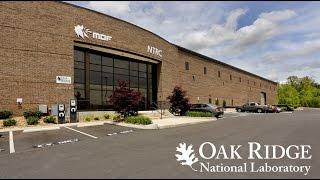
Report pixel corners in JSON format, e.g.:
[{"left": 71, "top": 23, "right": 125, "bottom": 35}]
[
  {"left": 0, "top": 116, "right": 53, "bottom": 129},
  {"left": 186, "top": 111, "right": 214, "bottom": 117}
]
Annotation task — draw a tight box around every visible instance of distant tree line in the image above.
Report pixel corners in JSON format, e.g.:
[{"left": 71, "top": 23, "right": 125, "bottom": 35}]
[{"left": 277, "top": 76, "right": 320, "bottom": 108}]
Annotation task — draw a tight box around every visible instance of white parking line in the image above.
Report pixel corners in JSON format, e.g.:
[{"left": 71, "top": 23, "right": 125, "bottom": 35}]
[
  {"left": 280, "top": 112, "right": 293, "bottom": 114},
  {"left": 9, "top": 131, "right": 15, "bottom": 154},
  {"left": 64, "top": 126, "right": 98, "bottom": 139}
]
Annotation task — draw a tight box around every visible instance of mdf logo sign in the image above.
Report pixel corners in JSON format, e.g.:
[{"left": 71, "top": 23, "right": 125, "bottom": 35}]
[{"left": 74, "top": 25, "right": 112, "bottom": 41}]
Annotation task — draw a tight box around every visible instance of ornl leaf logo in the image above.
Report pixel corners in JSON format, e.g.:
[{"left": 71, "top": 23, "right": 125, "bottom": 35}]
[
  {"left": 74, "top": 25, "right": 91, "bottom": 39},
  {"left": 175, "top": 142, "right": 199, "bottom": 171}
]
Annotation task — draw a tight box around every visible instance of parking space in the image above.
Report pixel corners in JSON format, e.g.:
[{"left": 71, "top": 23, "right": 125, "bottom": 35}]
[
  {"left": 222, "top": 110, "right": 294, "bottom": 119},
  {"left": 0, "top": 123, "right": 140, "bottom": 155},
  {"left": 12, "top": 127, "right": 91, "bottom": 153},
  {"left": 0, "top": 132, "right": 9, "bottom": 155},
  {"left": 72, "top": 123, "right": 138, "bottom": 137}
]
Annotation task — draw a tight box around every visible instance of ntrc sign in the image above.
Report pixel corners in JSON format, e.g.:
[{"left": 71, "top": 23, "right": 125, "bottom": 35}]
[{"left": 147, "top": 45, "right": 162, "bottom": 58}]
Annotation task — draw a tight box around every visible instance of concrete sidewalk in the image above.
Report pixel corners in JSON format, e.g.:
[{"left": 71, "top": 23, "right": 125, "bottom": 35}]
[
  {"left": 152, "top": 116, "right": 217, "bottom": 129},
  {"left": 0, "top": 116, "right": 217, "bottom": 133},
  {"left": 104, "top": 116, "right": 217, "bottom": 129}
]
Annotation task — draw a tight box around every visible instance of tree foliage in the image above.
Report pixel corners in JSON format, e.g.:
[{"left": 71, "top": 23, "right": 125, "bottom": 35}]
[
  {"left": 109, "top": 80, "right": 143, "bottom": 115},
  {"left": 277, "top": 76, "right": 320, "bottom": 108},
  {"left": 167, "top": 85, "right": 191, "bottom": 115}
]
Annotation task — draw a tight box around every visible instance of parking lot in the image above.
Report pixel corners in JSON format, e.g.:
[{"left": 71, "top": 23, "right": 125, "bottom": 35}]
[
  {"left": 0, "top": 111, "right": 269, "bottom": 156},
  {"left": 0, "top": 110, "right": 294, "bottom": 156},
  {"left": 0, "top": 124, "right": 138, "bottom": 156},
  {"left": 0, "top": 109, "right": 318, "bottom": 178}
]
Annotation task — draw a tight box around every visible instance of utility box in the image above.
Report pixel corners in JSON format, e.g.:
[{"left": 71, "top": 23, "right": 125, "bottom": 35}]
[
  {"left": 51, "top": 105, "right": 58, "bottom": 116},
  {"left": 38, "top": 104, "right": 48, "bottom": 114}
]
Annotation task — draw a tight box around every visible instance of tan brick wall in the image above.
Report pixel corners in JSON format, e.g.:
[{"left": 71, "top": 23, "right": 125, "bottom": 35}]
[{"left": 0, "top": 1, "right": 277, "bottom": 114}]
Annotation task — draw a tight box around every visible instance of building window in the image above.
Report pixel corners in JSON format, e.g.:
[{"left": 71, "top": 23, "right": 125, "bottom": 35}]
[
  {"left": 239, "top": 77, "right": 242, "bottom": 82},
  {"left": 260, "top": 83, "right": 262, "bottom": 87},
  {"left": 192, "top": 75, "right": 195, "bottom": 81},
  {"left": 74, "top": 48, "right": 156, "bottom": 110},
  {"left": 74, "top": 49, "right": 86, "bottom": 102},
  {"left": 185, "top": 62, "right": 189, "bottom": 70},
  {"left": 209, "top": 98, "right": 212, "bottom": 104},
  {"left": 230, "top": 74, "right": 232, "bottom": 80},
  {"left": 218, "top": 71, "right": 221, "bottom": 78},
  {"left": 204, "top": 67, "right": 207, "bottom": 74}
]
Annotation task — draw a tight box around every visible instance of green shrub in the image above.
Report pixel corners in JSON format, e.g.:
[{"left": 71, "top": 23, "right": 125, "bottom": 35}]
[
  {"left": 94, "top": 117, "right": 100, "bottom": 121},
  {"left": 44, "top": 116, "right": 56, "bottom": 124},
  {"left": 34, "top": 111, "right": 43, "bottom": 118},
  {"left": 85, "top": 117, "right": 91, "bottom": 122},
  {"left": 124, "top": 115, "right": 152, "bottom": 125},
  {"left": 186, "top": 111, "right": 213, "bottom": 117},
  {"left": 26, "top": 116, "right": 39, "bottom": 125},
  {"left": 3, "top": 119, "right": 17, "bottom": 127},
  {"left": 112, "top": 114, "right": 122, "bottom": 122},
  {"left": 0, "top": 110, "right": 13, "bottom": 119},
  {"left": 23, "top": 110, "right": 42, "bottom": 119},
  {"left": 104, "top": 113, "right": 111, "bottom": 119},
  {"left": 23, "top": 110, "right": 32, "bottom": 119}
]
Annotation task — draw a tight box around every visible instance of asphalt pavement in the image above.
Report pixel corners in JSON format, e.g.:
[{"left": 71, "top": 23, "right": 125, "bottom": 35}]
[{"left": 0, "top": 109, "right": 319, "bottom": 178}]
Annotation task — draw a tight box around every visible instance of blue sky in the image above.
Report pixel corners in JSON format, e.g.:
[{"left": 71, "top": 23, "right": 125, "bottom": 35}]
[{"left": 66, "top": 1, "right": 320, "bottom": 83}]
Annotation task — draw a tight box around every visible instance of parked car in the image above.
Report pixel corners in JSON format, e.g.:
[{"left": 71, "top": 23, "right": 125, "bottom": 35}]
[
  {"left": 273, "top": 104, "right": 294, "bottom": 112},
  {"left": 268, "top": 105, "right": 281, "bottom": 113},
  {"left": 169, "top": 106, "right": 182, "bottom": 116},
  {"left": 236, "top": 102, "right": 273, "bottom": 113},
  {"left": 189, "top": 103, "right": 224, "bottom": 117}
]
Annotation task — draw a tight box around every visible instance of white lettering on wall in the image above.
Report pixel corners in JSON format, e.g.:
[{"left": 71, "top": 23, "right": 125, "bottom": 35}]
[
  {"left": 147, "top": 45, "right": 162, "bottom": 58},
  {"left": 74, "top": 25, "right": 112, "bottom": 42}
]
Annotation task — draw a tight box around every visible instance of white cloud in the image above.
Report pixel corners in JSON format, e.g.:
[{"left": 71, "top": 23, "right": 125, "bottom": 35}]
[
  {"left": 263, "top": 39, "right": 320, "bottom": 64},
  {"left": 179, "top": 9, "right": 296, "bottom": 55},
  {"left": 180, "top": 8, "right": 247, "bottom": 50},
  {"left": 87, "top": 1, "right": 131, "bottom": 15}
]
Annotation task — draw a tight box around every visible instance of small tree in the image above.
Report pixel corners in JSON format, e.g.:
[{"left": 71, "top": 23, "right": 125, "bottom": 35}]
[
  {"left": 215, "top": 98, "right": 219, "bottom": 106},
  {"left": 167, "top": 85, "right": 190, "bottom": 115},
  {"left": 222, "top": 100, "right": 226, "bottom": 107},
  {"left": 109, "top": 80, "right": 143, "bottom": 117}
]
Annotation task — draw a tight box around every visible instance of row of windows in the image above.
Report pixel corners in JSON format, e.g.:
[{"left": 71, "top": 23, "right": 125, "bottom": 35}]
[
  {"left": 75, "top": 50, "right": 151, "bottom": 72},
  {"left": 185, "top": 61, "right": 275, "bottom": 90}
]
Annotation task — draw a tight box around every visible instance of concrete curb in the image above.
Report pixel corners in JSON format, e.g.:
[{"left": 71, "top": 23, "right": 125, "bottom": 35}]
[
  {"left": 23, "top": 127, "right": 60, "bottom": 133},
  {"left": 77, "top": 121, "right": 105, "bottom": 127},
  {"left": 104, "top": 121, "right": 159, "bottom": 129},
  {"left": 156, "top": 118, "right": 216, "bottom": 129}
]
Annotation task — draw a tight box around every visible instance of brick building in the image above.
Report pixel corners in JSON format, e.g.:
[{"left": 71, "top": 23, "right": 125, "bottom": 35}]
[{"left": 0, "top": 1, "right": 277, "bottom": 114}]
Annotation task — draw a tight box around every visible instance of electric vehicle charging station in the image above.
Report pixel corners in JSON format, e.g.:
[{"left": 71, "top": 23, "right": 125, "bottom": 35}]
[
  {"left": 70, "top": 99, "right": 77, "bottom": 123},
  {"left": 58, "top": 104, "right": 65, "bottom": 124}
]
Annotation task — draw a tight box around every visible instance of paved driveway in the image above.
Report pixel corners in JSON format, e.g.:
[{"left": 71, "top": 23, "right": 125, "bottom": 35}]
[{"left": 0, "top": 109, "right": 319, "bottom": 178}]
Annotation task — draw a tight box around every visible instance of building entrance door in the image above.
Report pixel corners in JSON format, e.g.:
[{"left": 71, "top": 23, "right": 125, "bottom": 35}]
[{"left": 260, "top": 92, "right": 266, "bottom": 105}]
